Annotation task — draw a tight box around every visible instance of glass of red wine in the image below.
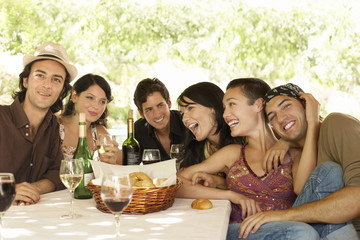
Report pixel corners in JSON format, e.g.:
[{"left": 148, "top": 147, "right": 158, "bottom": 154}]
[
  {"left": 142, "top": 149, "right": 161, "bottom": 165},
  {"left": 101, "top": 174, "right": 132, "bottom": 240},
  {"left": 0, "top": 173, "right": 16, "bottom": 240}
]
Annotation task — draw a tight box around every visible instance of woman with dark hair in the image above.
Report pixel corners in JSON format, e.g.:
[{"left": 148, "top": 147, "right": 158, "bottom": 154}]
[
  {"left": 58, "top": 73, "right": 122, "bottom": 164},
  {"left": 177, "top": 82, "right": 243, "bottom": 169},
  {"left": 177, "top": 78, "right": 321, "bottom": 240}
]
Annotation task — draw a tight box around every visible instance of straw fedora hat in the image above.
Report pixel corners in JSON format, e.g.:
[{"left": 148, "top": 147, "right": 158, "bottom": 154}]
[{"left": 23, "top": 42, "right": 78, "bottom": 82}]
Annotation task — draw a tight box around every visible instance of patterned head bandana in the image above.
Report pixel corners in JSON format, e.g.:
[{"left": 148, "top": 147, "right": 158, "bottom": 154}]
[{"left": 263, "top": 83, "right": 304, "bottom": 109}]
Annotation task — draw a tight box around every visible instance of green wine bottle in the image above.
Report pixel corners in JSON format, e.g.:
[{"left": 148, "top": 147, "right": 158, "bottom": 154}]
[
  {"left": 122, "top": 109, "right": 141, "bottom": 165},
  {"left": 74, "top": 112, "right": 94, "bottom": 199}
]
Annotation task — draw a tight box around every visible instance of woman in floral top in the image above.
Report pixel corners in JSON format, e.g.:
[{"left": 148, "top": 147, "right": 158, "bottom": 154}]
[{"left": 58, "top": 74, "right": 122, "bottom": 164}]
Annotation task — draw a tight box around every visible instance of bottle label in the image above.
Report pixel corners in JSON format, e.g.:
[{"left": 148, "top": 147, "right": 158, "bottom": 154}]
[
  {"left": 84, "top": 172, "right": 94, "bottom": 186},
  {"left": 127, "top": 152, "right": 140, "bottom": 165}
]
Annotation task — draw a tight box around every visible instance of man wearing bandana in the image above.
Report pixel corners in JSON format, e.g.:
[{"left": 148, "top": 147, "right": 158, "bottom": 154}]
[{"left": 238, "top": 83, "right": 360, "bottom": 239}]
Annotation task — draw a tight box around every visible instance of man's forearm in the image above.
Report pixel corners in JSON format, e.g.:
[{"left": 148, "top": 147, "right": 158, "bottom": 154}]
[
  {"left": 32, "top": 179, "right": 56, "bottom": 194},
  {"left": 286, "top": 186, "right": 360, "bottom": 224}
]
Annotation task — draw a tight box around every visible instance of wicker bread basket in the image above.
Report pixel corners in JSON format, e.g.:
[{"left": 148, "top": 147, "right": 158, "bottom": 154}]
[{"left": 88, "top": 179, "right": 181, "bottom": 215}]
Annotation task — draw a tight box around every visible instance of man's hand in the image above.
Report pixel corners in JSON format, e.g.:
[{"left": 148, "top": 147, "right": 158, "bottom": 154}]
[
  {"left": 239, "top": 210, "right": 287, "bottom": 239},
  {"left": 13, "top": 182, "right": 41, "bottom": 206}
]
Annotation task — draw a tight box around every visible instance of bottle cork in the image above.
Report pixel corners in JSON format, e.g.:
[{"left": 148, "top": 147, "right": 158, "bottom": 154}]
[
  {"left": 79, "top": 112, "right": 86, "bottom": 122},
  {"left": 128, "top": 109, "right": 133, "bottom": 119}
]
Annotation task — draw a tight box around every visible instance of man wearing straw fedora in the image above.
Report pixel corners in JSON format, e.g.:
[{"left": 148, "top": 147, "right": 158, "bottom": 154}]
[{"left": 0, "top": 42, "right": 77, "bottom": 205}]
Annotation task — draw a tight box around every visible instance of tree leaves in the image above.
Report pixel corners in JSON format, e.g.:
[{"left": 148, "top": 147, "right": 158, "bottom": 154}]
[{"left": 1, "top": 0, "right": 359, "bottom": 120}]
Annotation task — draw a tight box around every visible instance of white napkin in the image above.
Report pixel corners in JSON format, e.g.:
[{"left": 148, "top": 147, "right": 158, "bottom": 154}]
[{"left": 89, "top": 159, "right": 177, "bottom": 187}]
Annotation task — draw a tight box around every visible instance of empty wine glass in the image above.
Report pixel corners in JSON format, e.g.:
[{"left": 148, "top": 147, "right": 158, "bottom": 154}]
[
  {"left": 59, "top": 158, "right": 83, "bottom": 219},
  {"left": 142, "top": 149, "right": 161, "bottom": 165},
  {"left": 101, "top": 174, "right": 133, "bottom": 240},
  {"left": 0, "top": 173, "right": 15, "bottom": 240},
  {"left": 170, "top": 144, "right": 185, "bottom": 170}
]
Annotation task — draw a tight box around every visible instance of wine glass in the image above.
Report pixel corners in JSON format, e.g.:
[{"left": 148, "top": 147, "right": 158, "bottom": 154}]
[
  {"left": 101, "top": 174, "right": 133, "bottom": 240},
  {"left": 97, "top": 134, "right": 114, "bottom": 155},
  {"left": 95, "top": 134, "right": 114, "bottom": 161},
  {"left": 170, "top": 144, "right": 185, "bottom": 170},
  {"left": 0, "top": 173, "right": 15, "bottom": 240},
  {"left": 142, "top": 149, "right": 161, "bottom": 165},
  {"left": 59, "top": 158, "right": 83, "bottom": 219}
]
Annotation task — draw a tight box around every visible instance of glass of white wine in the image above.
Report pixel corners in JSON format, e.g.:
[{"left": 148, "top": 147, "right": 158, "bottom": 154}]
[
  {"left": 96, "top": 134, "right": 114, "bottom": 160},
  {"left": 142, "top": 149, "right": 161, "bottom": 165},
  {"left": 101, "top": 174, "right": 133, "bottom": 240},
  {"left": 170, "top": 144, "right": 185, "bottom": 170},
  {"left": 59, "top": 158, "right": 84, "bottom": 219}
]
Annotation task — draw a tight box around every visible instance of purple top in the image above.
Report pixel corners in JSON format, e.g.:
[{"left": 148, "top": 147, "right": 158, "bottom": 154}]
[{"left": 227, "top": 144, "right": 297, "bottom": 223}]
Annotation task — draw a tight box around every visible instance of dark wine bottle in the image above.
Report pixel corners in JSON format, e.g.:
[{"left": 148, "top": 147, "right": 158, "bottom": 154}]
[
  {"left": 74, "top": 112, "right": 94, "bottom": 199},
  {"left": 122, "top": 109, "right": 141, "bottom": 165}
]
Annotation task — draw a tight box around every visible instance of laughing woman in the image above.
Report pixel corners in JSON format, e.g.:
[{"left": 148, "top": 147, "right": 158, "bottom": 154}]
[
  {"left": 177, "top": 78, "right": 320, "bottom": 240},
  {"left": 177, "top": 82, "right": 243, "bottom": 169}
]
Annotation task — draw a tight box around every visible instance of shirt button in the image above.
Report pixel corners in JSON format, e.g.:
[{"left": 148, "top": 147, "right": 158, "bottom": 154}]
[
  {"left": 25, "top": 125, "right": 29, "bottom": 128},
  {"left": 25, "top": 133, "right": 29, "bottom": 137},
  {"left": 30, "top": 163, "right": 33, "bottom": 167}
]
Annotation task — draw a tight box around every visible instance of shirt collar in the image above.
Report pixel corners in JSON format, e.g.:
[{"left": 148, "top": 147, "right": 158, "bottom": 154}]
[
  {"left": 10, "top": 97, "right": 54, "bottom": 129},
  {"left": 144, "top": 110, "right": 184, "bottom": 138},
  {"left": 10, "top": 98, "right": 29, "bottom": 128}
]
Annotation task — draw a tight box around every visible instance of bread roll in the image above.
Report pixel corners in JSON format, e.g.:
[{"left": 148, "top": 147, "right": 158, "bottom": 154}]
[
  {"left": 153, "top": 178, "right": 167, "bottom": 187},
  {"left": 129, "top": 172, "right": 156, "bottom": 188},
  {"left": 191, "top": 199, "right": 213, "bottom": 210}
]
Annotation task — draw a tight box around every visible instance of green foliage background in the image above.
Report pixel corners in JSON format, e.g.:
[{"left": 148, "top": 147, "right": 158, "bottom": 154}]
[{"left": 1, "top": 0, "right": 359, "bottom": 126}]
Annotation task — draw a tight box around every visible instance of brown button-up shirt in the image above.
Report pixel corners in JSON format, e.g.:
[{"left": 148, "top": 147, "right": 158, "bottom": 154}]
[{"left": 0, "top": 98, "right": 64, "bottom": 190}]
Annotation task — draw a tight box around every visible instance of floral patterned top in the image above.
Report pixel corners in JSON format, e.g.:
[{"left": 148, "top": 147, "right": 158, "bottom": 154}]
[
  {"left": 226, "top": 144, "right": 297, "bottom": 223},
  {"left": 59, "top": 117, "right": 97, "bottom": 159}
]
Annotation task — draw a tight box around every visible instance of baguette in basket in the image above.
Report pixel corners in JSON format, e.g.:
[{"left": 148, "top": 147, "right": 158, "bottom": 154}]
[
  {"left": 129, "top": 172, "right": 167, "bottom": 188},
  {"left": 89, "top": 158, "right": 177, "bottom": 187},
  {"left": 88, "top": 159, "right": 180, "bottom": 215}
]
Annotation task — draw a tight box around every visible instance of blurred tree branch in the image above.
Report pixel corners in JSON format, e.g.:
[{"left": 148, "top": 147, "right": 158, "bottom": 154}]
[{"left": 1, "top": 0, "right": 359, "bottom": 122}]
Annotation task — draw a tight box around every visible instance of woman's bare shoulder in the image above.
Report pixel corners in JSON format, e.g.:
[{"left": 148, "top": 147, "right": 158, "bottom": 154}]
[
  {"left": 213, "top": 144, "right": 242, "bottom": 163},
  {"left": 221, "top": 143, "right": 243, "bottom": 151}
]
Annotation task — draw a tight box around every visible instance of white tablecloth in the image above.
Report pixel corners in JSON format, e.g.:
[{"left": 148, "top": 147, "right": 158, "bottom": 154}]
[{"left": 3, "top": 190, "right": 231, "bottom": 240}]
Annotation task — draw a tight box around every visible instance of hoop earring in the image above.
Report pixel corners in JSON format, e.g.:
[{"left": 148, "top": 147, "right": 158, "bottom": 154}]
[{"left": 192, "top": 134, "right": 197, "bottom": 141}]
